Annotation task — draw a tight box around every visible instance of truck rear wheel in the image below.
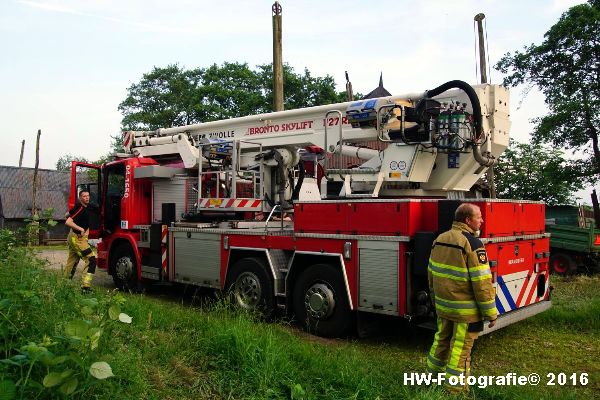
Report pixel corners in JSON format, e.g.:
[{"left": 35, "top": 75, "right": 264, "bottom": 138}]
[
  {"left": 228, "top": 257, "right": 274, "bottom": 316},
  {"left": 293, "top": 264, "right": 352, "bottom": 338},
  {"left": 549, "top": 252, "right": 576, "bottom": 275},
  {"left": 111, "top": 244, "right": 139, "bottom": 291}
]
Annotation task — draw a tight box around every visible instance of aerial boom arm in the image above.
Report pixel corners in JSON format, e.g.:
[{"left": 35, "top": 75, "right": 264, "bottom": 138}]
[{"left": 123, "top": 81, "right": 510, "bottom": 197}]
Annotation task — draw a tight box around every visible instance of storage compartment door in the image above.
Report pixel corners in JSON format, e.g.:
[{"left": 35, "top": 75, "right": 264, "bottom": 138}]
[
  {"left": 172, "top": 231, "right": 221, "bottom": 288},
  {"left": 358, "top": 241, "right": 399, "bottom": 315}
]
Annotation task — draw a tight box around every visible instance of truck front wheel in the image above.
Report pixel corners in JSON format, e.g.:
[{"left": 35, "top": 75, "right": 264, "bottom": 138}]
[
  {"left": 293, "top": 264, "right": 353, "bottom": 338},
  {"left": 111, "top": 244, "right": 139, "bottom": 290},
  {"left": 549, "top": 252, "right": 576, "bottom": 275}
]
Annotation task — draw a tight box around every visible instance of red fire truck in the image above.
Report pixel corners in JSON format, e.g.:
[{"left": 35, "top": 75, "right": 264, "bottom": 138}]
[{"left": 70, "top": 80, "right": 551, "bottom": 337}]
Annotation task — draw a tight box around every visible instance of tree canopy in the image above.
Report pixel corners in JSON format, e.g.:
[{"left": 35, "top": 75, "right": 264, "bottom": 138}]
[
  {"left": 57, "top": 62, "right": 352, "bottom": 169},
  {"left": 495, "top": 0, "right": 600, "bottom": 184},
  {"left": 118, "top": 62, "right": 349, "bottom": 130},
  {"left": 495, "top": 140, "right": 584, "bottom": 205},
  {"left": 55, "top": 154, "right": 90, "bottom": 171},
  {"left": 55, "top": 134, "right": 123, "bottom": 171}
]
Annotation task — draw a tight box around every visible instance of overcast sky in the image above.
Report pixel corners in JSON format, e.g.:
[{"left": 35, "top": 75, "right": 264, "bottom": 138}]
[{"left": 0, "top": 0, "right": 592, "bottom": 199}]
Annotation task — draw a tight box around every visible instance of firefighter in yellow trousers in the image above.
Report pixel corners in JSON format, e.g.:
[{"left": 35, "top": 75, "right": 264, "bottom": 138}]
[
  {"left": 64, "top": 190, "right": 98, "bottom": 293},
  {"left": 426, "top": 203, "right": 498, "bottom": 393}
]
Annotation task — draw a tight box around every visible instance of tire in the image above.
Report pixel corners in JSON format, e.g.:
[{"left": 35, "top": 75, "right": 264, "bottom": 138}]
[
  {"left": 227, "top": 257, "right": 274, "bottom": 316},
  {"left": 293, "top": 264, "right": 353, "bottom": 338},
  {"left": 111, "top": 244, "right": 139, "bottom": 290},
  {"left": 549, "top": 252, "right": 576, "bottom": 275},
  {"left": 589, "top": 256, "right": 600, "bottom": 273}
]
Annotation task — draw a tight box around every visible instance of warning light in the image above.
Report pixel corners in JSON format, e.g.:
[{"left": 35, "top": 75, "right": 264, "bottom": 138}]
[
  {"left": 594, "top": 234, "right": 600, "bottom": 246},
  {"left": 389, "top": 171, "right": 402, "bottom": 178}
]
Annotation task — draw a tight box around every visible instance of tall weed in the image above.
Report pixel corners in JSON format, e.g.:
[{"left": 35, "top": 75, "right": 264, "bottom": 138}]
[{"left": 0, "top": 243, "right": 131, "bottom": 399}]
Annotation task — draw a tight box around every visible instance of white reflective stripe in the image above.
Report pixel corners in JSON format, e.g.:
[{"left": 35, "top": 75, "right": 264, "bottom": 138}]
[
  {"left": 123, "top": 132, "right": 132, "bottom": 149},
  {"left": 501, "top": 270, "right": 529, "bottom": 282},
  {"left": 501, "top": 275, "right": 526, "bottom": 307},
  {"left": 543, "top": 272, "right": 550, "bottom": 299},
  {"left": 519, "top": 272, "right": 537, "bottom": 307},
  {"left": 161, "top": 225, "right": 168, "bottom": 244},
  {"left": 198, "top": 198, "right": 262, "bottom": 209},
  {"left": 496, "top": 286, "right": 511, "bottom": 312}
]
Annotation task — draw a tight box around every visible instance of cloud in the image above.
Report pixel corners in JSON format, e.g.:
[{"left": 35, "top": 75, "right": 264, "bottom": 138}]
[
  {"left": 14, "top": 0, "right": 264, "bottom": 35},
  {"left": 15, "top": 0, "right": 188, "bottom": 33},
  {"left": 17, "top": 0, "right": 88, "bottom": 16}
]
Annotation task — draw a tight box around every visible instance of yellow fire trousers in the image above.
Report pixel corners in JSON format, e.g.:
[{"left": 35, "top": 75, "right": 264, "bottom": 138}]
[
  {"left": 64, "top": 230, "right": 97, "bottom": 289},
  {"left": 426, "top": 317, "right": 481, "bottom": 393}
]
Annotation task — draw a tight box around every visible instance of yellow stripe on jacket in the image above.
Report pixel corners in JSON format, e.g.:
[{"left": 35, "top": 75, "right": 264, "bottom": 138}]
[{"left": 428, "top": 222, "right": 498, "bottom": 323}]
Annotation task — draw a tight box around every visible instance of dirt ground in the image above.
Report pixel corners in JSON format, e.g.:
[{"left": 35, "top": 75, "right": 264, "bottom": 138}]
[{"left": 36, "top": 248, "right": 115, "bottom": 289}]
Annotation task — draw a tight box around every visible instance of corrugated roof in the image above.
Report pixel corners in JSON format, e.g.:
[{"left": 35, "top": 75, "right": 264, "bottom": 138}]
[{"left": 0, "top": 165, "right": 71, "bottom": 219}]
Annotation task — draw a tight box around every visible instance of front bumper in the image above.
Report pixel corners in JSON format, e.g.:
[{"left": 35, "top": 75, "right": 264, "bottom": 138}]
[{"left": 481, "top": 300, "right": 552, "bottom": 335}]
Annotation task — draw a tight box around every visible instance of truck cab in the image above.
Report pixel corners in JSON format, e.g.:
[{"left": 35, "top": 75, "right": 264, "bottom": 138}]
[{"left": 69, "top": 157, "right": 158, "bottom": 280}]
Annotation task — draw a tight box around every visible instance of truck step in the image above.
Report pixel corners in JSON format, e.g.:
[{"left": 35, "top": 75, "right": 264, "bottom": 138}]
[
  {"left": 141, "top": 265, "right": 161, "bottom": 281},
  {"left": 151, "top": 281, "right": 173, "bottom": 287},
  {"left": 141, "top": 265, "right": 160, "bottom": 273},
  {"left": 416, "top": 320, "right": 437, "bottom": 331},
  {"left": 141, "top": 272, "right": 160, "bottom": 280}
]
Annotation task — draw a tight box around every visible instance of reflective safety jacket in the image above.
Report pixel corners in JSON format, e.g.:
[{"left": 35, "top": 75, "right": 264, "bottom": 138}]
[{"left": 428, "top": 222, "right": 498, "bottom": 323}]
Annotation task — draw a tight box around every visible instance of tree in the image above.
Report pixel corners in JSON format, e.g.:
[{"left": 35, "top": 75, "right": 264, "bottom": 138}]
[
  {"left": 118, "top": 64, "right": 205, "bottom": 130},
  {"left": 97, "top": 134, "right": 125, "bottom": 163},
  {"left": 56, "top": 133, "right": 123, "bottom": 171},
  {"left": 495, "top": 0, "right": 600, "bottom": 185},
  {"left": 56, "top": 154, "right": 89, "bottom": 171},
  {"left": 199, "top": 62, "right": 269, "bottom": 120},
  {"left": 110, "top": 133, "right": 124, "bottom": 154},
  {"left": 118, "top": 62, "right": 348, "bottom": 130},
  {"left": 256, "top": 64, "right": 348, "bottom": 110},
  {"left": 495, "top": 140, "right": 584, "bottom": 205},
  {"left": 59, "top": 63, "right": 351, "bottom": 169}
]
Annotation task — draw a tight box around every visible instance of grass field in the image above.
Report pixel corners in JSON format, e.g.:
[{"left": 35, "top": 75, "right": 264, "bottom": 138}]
[{"left": 0, "top": 247, "right": 598, "bottom": 399}]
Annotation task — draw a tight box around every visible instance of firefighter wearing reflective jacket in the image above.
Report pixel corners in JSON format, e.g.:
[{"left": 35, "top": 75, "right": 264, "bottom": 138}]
[
  {"left": 426, "top": 203, "right": 498, "bottom": 393},
  {"left": 64, "top": 190, "right": 98, "bottom": 293}
]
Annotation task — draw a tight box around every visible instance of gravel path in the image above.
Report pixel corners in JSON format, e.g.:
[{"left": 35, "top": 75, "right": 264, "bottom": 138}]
[{"left": 36, "top": 248, "right": 115, "bottom": 289}]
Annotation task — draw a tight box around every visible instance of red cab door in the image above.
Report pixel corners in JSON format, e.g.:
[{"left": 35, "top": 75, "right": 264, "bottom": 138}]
[{"left": 69, "top": 161, "right": 102, "bottom": 239}]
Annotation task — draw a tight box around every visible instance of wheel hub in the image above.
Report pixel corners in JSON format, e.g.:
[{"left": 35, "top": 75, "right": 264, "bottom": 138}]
[
  {"left": 115, "top": 256, "right": 133, "bottom": 280},
  {"left": 304, "top": 283, "right": 335, "bottom": 320},
  {"left": 552, "top": 258, "right": 568, "bottom": 273},
  {"left": 234, "top": 272, "right": 261, "bottom": 309}
]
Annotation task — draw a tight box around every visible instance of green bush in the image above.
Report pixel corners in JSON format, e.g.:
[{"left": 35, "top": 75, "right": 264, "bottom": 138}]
[
  {"left": 0, "top": 245, "right": 131, "bottom": 399},
  {"left": 0, "top": 229, "right": 17, "bottom": 259}
]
